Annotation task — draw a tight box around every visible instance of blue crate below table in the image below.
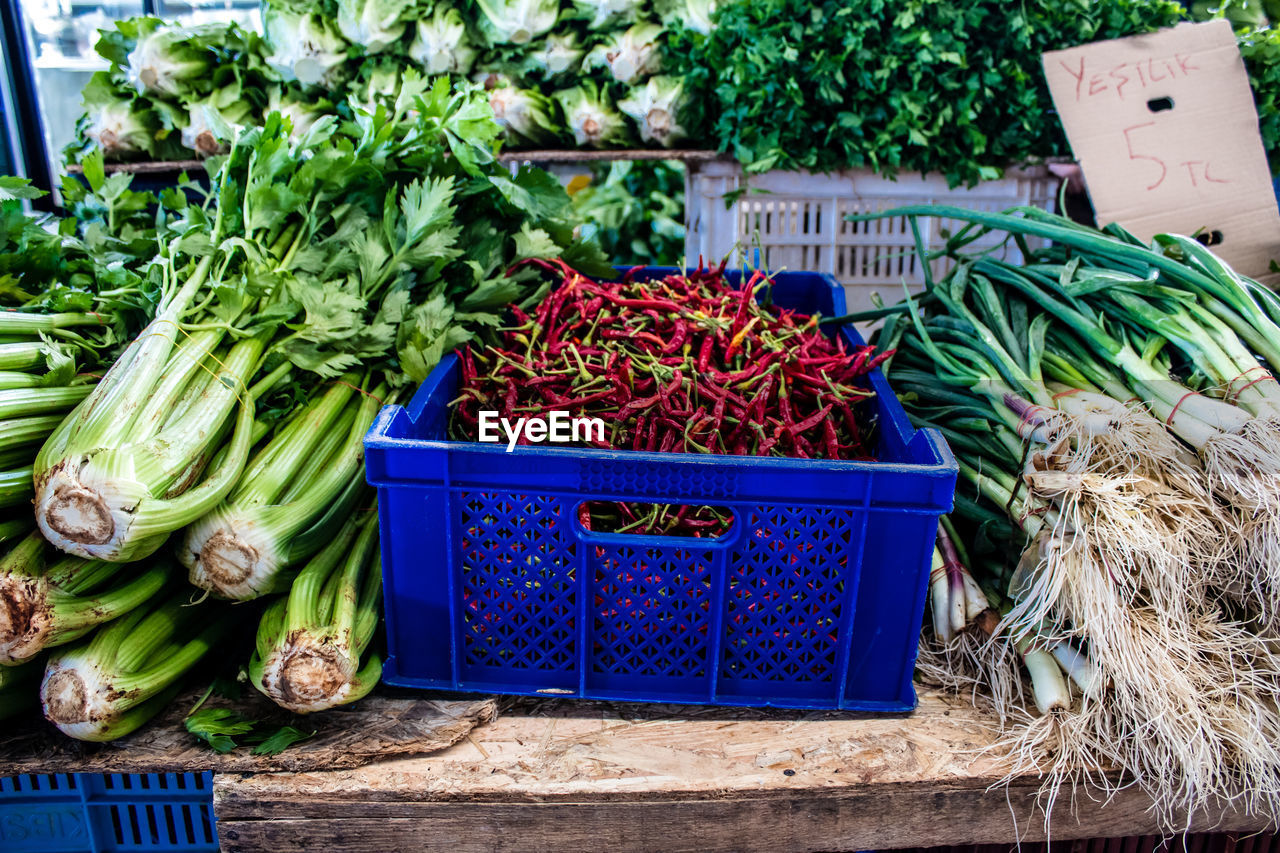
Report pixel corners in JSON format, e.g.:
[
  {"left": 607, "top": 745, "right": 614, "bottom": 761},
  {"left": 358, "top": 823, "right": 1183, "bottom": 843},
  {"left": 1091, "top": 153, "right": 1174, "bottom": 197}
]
[
  {"left": 365, "top": 268, "right": 958, "bottom": 711},
  {"left": 0, "top": 773, "right": 216, "bottom": 853}
]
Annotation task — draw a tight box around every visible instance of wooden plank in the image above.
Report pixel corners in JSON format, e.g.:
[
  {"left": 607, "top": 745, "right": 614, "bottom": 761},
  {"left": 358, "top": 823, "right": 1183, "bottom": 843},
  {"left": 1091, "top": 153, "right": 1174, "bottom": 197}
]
[
  {"left": 215, "top": 789, "right": 1267, "bottom": 853},
  {"left": 64, "top": 159, "right": 208, "bottom": 176},
  {"left": 214, "top": 690, "right": 1276, "bottom": 851},
  {"left": 498, "top": 149, "right": 723, "bottom": 163},
  {"left": 0, "top": 689, "right": 496, "bottom": 774}
]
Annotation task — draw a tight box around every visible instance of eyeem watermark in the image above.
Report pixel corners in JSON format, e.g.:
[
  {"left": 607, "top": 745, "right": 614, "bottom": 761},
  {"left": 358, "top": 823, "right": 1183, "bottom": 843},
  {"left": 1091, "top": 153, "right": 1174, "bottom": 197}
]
[{"left": 478, "top": 410, "right": 606, "bottom": 452}]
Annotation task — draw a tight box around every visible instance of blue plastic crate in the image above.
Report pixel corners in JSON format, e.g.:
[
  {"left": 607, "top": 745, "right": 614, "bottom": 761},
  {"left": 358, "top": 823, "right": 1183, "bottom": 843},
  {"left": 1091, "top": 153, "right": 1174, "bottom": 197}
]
[
  {"left": 365, "top": 268, "right": 957, "bottom": 711},
  {"left": 0, "top": 773, "right": 216, "bottom": 853}
]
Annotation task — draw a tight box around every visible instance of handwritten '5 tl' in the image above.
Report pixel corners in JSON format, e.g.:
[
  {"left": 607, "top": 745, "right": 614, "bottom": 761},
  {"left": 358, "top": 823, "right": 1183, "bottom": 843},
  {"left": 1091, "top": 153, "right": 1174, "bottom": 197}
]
[{"left": 1123, "top": 122, "right": 1229, "bottom": 191}]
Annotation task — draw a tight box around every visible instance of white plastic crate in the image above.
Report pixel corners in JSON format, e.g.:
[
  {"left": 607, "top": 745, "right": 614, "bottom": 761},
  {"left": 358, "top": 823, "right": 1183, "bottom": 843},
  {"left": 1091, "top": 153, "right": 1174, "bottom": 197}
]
[{"left": 684, "top": 160, "right": 1061, "bottom": 323}]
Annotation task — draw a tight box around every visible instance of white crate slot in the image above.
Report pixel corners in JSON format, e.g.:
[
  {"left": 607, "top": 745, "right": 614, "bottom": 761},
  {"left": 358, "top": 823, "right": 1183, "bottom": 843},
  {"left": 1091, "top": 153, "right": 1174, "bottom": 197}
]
[{"left": 684, "top": 161, "right": 1061, "bottom": 327}]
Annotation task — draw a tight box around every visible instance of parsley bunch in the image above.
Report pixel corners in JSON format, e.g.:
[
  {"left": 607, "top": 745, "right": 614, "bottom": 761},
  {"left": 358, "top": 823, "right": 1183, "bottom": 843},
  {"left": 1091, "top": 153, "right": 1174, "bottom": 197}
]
[{"left": 671, "top": 0, "right": 1187, "bottom": 186}]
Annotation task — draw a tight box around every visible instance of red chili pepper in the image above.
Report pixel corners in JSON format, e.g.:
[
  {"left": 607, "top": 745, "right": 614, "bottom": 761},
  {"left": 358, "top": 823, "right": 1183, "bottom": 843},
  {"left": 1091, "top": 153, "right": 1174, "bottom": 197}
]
[
  {"left": 661, "top": 323, "right": 689, "bottom": 355},
  {"left": 823, "top": 417, "right": 840, "bottom": 459},
  {"left": 449, "top": 261, "right": 884, "bottom": 534}
]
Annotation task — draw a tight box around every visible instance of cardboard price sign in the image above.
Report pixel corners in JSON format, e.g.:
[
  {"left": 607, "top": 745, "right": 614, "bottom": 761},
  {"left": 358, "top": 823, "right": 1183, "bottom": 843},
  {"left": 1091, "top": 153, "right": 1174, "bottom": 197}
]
[{"left": 1043, "top": 20, "right": 1280, "bottom": 279}]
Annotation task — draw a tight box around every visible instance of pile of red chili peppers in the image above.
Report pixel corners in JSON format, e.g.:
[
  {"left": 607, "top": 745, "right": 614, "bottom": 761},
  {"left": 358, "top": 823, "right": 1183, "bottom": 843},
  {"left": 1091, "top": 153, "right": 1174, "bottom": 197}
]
[{"left": 450, "top": 260, "right": 892, "bottom": 536}]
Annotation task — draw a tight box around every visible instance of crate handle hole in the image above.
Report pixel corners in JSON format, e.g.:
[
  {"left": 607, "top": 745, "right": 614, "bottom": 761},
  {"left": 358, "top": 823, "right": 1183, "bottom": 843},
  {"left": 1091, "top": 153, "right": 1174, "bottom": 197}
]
[{"left": 577, "top": 501, "right": 734, "bottom": 539}]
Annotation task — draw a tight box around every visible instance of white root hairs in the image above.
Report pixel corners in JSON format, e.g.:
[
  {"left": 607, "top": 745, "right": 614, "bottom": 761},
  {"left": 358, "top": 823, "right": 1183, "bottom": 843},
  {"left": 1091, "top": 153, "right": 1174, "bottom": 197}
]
[
  {"left": 943, "top": 401, "right": 1280, "bottom": 830},
  {"left": 1200, "top": 420, "right": 1280, "bottom": 516},
  {"left": 988, "top": 700, "right": 1124, "bottom": 835},
  {"left": 917, "top": 622, "right": 1022, "bottom": 723},
  {"left": 1198, "top": 419, "right": 1280, "bottom": 627}
]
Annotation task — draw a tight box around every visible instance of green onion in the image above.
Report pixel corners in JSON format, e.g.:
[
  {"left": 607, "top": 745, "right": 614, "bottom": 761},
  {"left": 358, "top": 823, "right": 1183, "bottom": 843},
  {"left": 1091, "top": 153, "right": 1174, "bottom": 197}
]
[{"left": 863, "top": 203, "right": 1280, "bottom": 824}]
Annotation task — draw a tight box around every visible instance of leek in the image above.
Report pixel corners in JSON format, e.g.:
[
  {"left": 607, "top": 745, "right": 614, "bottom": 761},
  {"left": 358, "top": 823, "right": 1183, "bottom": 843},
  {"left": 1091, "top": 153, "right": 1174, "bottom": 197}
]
[{"left": 251, "top": 510, "right": 382, "bottom": 713}]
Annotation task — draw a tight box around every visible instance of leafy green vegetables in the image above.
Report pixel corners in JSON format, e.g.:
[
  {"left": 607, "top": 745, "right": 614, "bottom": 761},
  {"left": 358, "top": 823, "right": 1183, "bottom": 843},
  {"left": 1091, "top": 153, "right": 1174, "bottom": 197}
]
[
  {"left": 182, "top": 379, "right": 381, "bottom": 599},
  {"left": 185, "top": 706, "right": 313, "bottom": 755},
  {"left": 1239, "top": 25, "right": 1280, "bottom": 175},
  {"left": 40, "top": 588, "right": 236, "bottom": 741},
  {"left": 71, "top": 1, "right": 694, "bottom": 163},
  {"left": 39, "top": 76, "right": 606, "bottom": 565},
  {"left": 0, "top": 71, "right": 610, "bottom": 747},
  {"left": 0, "top": 533, "right": 169, "bottom": 665},
  {"left": 569, "top": 159, "right": 685, "bottom": 265},
  {"left": 670, "top": 0, "right": 1191, "bottom": 184}
]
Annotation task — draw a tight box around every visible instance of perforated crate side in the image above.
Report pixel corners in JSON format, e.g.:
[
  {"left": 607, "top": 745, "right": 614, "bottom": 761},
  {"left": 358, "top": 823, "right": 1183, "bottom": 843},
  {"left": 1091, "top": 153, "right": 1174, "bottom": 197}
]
[
  {"left": 683, "top": 161, "right": 1062, "bottom": 328},
  {"left": 368, "top": 268, "right": 958, "bottom": 710},
  {"left": 0, "top": 773, "right": 216, "bottom": 853}
]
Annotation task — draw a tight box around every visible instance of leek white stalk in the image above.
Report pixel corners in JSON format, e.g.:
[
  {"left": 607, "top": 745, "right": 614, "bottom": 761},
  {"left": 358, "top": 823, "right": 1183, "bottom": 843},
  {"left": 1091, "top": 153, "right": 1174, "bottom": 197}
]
[
  {"left": 1017, "top": 636, "right": 1071, "bottom": 715},
  {"left": 250, "top": 510, "right": 382, "bottom": 713},
  {"left": 1049, "top": 639, "right": 1106, "bottom": 698}
]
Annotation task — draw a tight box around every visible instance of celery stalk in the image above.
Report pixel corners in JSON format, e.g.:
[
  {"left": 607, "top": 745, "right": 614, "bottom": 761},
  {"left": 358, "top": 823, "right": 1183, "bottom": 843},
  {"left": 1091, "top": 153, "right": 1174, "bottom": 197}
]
[
  {"left": 250, "top": 510, "right": 383, "bottom": 712},
  {"left": 0, "top": 532, "right": 171, "bottom": 664},
  {"left": 41, "top": 589, "right": 235, "bottom": 741},
  {"left": 183, "top": 381, "right": 385, "bottom": 600}
]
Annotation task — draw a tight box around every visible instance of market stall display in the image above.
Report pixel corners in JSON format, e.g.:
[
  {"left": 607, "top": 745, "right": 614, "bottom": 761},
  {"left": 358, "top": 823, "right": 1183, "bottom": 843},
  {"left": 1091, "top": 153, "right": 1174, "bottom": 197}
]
[
  {"left": 3, "top": 0, "right": 1280, "bottom": 844},
  {"left": 1, "top": 76, "right": 606, "bottom": 742}
]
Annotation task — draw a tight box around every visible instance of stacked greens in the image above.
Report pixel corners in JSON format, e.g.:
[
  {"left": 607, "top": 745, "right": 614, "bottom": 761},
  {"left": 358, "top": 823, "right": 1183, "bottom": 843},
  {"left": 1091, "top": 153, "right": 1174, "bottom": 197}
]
[
  {"left": 670, "top": 0, "right": 1280, "bottom": 184},
  {"left": 1, "top": 169, "right": 172, "bottom": 534},
  {"left": 866, "top": 206, "right": 1280, "bottom": 826},
  {"left": 73, "top": 19, "right": 283, "bottom": 163},
  {"left": 71, "top": 1, "right": 704, "bottom": 163},
  {"left": 38, "top": 75, "right": 606, "bottom": 565},
  {"left": 62, "top": 2, "right": 1280, "bottom": 181},
  {"left": 569, "top": 159, "right": 685, "bottom": 265}
]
